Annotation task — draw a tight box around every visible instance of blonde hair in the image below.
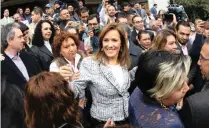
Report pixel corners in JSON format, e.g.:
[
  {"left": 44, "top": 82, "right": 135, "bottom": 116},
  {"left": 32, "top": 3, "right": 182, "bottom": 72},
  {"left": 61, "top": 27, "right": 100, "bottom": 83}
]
[{"left": 148, "top": 55, "right": 191, "bottom": 100}]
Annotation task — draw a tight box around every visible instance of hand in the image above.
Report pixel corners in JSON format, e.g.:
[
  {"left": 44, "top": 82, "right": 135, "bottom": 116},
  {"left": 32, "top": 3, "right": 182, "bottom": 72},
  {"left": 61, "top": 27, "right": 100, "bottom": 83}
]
[
  {"left": 170, "top": 13, "right": 177, "bottom": 25},
  {"left": 86, "top": 45, "right": 93, "bottom": 55},
  {"left": 79, "top": 98, "right": 85, "bottom": 109},
  {"left": 72, "top": 71, "right": 80, "bottom": 81},
  {"left": 79, "top": 25, "right": 86, "bottom": 33},
  {"left": 87, "top": 30, "right": 94, "bottom": 37},
  {"left": 59, "top": 65, "right": 73, "bottom": 81},
  {"left": 105, "top": 4, "right": 111, "bottom": 9},
  {"left": 47, "top": 16, "right": 53, "bottom": 22},
  {"left": 0, "top": 54, "right": 5, "bottom": 61},
  {"left": 54, "top": 25, "right": 61, "bottom": 35},
  {"left": 102, "top": 0, "right": 108, "bottom": 7},
  {"left": 65, "top": 20, "right": 73, "bottom": 28},
  {"left": 196, "top": 21, "right": 205, "bottom": 33},
  {"left": 103, "top": 119, "right": 115, "bottom": 128},
  {"left": 186, "top": 77, "right": 194, "bottom": 90}
]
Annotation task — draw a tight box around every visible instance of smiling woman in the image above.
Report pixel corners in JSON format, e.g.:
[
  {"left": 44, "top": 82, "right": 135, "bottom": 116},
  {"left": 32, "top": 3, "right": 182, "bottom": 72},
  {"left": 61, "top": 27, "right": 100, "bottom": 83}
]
[
  {"left": 70, "top": 23, "right": 132, "bottom": 127},
  {"left": 58, "top": 23, "right": 135, "bottom": 128},
  {"left": 96, "top": 23, "right": 130, "bottom": 67}
]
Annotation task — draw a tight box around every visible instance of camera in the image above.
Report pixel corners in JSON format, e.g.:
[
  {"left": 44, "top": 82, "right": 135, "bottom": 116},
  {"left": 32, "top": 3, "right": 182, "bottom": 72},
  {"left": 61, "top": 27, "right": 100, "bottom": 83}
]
[
  {"left": 107, "top": 0, "right": 116, "bottom": 5},
  {"left": 165, "top": 4, "right": 187, "bottom": 22},
  {"left": 163, "top": 13, "right": 174, "bottom": 23}
]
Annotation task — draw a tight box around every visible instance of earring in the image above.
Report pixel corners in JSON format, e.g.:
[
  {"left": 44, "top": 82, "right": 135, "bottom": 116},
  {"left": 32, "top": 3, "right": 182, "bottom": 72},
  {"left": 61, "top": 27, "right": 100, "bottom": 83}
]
[{"left": 101, "top": 48, "right": 103, "bottom": 51}]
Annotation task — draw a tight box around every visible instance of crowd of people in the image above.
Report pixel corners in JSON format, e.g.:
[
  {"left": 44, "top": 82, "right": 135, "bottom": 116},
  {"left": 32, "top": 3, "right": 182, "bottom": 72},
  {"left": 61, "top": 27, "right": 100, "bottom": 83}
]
[{"left": 1, "top": 0, "right": 209, "bottom": 128}]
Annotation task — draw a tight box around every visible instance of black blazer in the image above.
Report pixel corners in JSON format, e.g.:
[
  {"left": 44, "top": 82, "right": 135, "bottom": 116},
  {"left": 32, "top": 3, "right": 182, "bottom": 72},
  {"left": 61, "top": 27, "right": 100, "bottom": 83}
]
[
  {"left": 129, "top": 39, "right": 142, "bottom": 70},
  {"left": 189, "top": 34, "right": 206, "bottom": 92},
  {"left": 1, "top": 76, "right": 25, "bottom": 128},
  {"left": 131, "top": 28, "right": 138, "bottom": 45},
  {"left": 31, "top": 45, "right": 54, "bottom": 71},
  {"left": 179, "top": 88, "right": 209, "bottom": 128},
  {"left": 177, "top": 33, "right": 205, "bottom": 92},
  {"left": 128, "top": 39, "right": 143, "bottom": 94},
  {"left": 1, "top": 51, "right": 41, "bottom": 90}
]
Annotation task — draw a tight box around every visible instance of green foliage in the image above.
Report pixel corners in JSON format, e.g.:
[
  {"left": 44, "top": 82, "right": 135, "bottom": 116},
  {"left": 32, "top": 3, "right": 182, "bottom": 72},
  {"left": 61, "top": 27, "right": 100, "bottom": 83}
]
[{"left": 174, "top": 0, "right": 209, "bottom": 21}]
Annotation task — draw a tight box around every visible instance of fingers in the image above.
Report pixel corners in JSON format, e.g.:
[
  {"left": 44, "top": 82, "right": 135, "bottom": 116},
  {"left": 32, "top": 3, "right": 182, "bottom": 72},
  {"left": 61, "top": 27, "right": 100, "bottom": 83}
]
[
  {"left": 79, "top": 98, "right": 85, "bottom": 109},
  {"left": 189, "top": 84, "right": 194, "bottom": 90},
  {"left": 72, "top": 72, "right": 80, "bottom": 81},
  {"left": 59, "top": 65, "right": 73, "bottom": 81},
  {"left": 104, "top": 119, "right": 115, "bottom": 128},
  {"left": 88, "top": 31, "right": 94, "bottom": 37}
]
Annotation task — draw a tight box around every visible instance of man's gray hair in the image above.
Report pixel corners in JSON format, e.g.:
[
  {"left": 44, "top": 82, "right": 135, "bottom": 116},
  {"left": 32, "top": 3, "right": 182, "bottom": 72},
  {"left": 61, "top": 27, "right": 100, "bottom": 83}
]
[{"left": 1, "top": 23, "right": 20, "bottom": 51}]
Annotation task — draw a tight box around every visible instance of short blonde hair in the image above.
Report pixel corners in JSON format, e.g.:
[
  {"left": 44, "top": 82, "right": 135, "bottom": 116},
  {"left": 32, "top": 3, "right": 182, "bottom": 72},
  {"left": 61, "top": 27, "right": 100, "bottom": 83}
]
[
  {"left": 134, "top": 51, "right": 191, "bottom": 101},
  {"left": 148, "top": 54, "right": 191, "bottom": 100}
]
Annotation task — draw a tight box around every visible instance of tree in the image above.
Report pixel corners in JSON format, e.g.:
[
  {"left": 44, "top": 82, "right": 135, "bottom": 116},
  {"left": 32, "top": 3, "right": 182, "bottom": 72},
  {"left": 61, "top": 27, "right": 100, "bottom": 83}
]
[{"left": 174, "top": 0, "right": 209, "bottom": 21}]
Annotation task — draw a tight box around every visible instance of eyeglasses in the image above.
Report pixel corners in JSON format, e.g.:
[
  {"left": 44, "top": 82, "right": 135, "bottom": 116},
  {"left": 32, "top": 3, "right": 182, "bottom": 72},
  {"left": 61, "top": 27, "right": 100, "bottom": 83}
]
[
  {"left": 134, "top": 20, "right": 143, "bottom": 24},
  {"left": 199, "top": 54, "right": 209, "bottom": 62},
  {"left": 88, "top": 23, "right": 98, "bottom": 26}
]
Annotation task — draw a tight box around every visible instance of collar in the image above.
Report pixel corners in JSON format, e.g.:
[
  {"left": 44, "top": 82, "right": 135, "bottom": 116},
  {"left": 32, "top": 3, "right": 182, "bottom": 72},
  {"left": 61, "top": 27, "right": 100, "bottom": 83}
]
[
  {"left": 4, "top": 17, "right": 9, "bottom": 19},
  {"left": 178, "top": 41, "right": 189, "bottom": 47},
  {"left": 137, "top": 43, "right": 147, "bottom": 50},
  {"left": 4, "top": 50, "right": 20, "bottom": 59},
  {"left": 64, "top": 53, "right": 81, "bottom": 67},
  {"left": 44, "top": 40, "right": 50, "bottom": 44}
]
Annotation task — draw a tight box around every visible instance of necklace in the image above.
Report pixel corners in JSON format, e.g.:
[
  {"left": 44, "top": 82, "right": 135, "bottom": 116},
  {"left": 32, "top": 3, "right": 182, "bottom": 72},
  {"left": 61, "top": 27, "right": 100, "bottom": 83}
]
[{"left": 160, "top": 102, "right": 169, "bottom": 109}]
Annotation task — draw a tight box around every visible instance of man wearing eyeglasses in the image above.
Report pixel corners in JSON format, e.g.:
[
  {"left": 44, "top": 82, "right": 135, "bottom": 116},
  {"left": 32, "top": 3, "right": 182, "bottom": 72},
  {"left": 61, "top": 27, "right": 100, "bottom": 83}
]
[
  {"left": 179, "top": 37, "right": 209, "bottom": 127},
  {"left": 83, "top": 14, "right": 101, "bottom": 53},
  {"left": 198, "top": 37, "right": 209, "bottom": 90},
  {"left": 131, "top": 15, "right": 144, "bottom": 45}
]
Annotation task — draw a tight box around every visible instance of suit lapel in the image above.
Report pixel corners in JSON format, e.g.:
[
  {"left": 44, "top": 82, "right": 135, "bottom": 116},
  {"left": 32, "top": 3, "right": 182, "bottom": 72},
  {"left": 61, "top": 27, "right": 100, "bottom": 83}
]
[
  {"left": 129, "top": 41, "right": 138, "bottom": 56},
  {"left": 187, "top": 41, "right": 192, "bottom": 53},
  {"left": 100, "top": 63, "right": 123, "bottom": 93},
  {"left": 39, "top": 45, "right": 53, "bottom": 57},
  {"left": 3, "top": 52, "right": 26, "bottom": 81},
  {"left": 19, "top": 51, "right": 32, "bottom": 77},
  {"left": 177, "top": 43, "right": 183, "bottom": 54}
]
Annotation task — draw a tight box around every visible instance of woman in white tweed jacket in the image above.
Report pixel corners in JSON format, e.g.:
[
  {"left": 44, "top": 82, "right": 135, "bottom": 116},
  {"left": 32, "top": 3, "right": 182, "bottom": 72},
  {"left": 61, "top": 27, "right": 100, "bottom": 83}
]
[{"left": 60, "top": 23, "right": 136, "bottom": 127}]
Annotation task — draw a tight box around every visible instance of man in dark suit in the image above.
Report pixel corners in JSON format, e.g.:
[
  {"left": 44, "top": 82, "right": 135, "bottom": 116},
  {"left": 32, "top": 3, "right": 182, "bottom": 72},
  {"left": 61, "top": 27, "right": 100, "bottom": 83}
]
[
  {"left": 136, "top": 30, "right": 152, "bottom": 51},
  {"left": 179, "top": 38, "right": 209, "bottom": 127},
  {"left": 118, "top": 15, "right": 142, "bottom": 70},
  {"left": 1, "top": 23, "right": 41, "bottom": 90},
  {"left": 131, "top": 15, "right": 144, "bottom": 45},
  {"left": 176, "top": 21, "right": 205, "bottom": 92}
]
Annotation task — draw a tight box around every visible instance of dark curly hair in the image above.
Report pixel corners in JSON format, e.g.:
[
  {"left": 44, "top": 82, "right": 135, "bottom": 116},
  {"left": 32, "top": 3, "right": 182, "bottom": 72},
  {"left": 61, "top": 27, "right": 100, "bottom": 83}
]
[
  {"left": 32, "top": 20, "right": 55, "bottom": 47},
  {"left": 52, "top": 31, "right": 80, "bottom": 58},
  {"left": 24, "top": 72, "right": 81, "bottom": 128}
]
